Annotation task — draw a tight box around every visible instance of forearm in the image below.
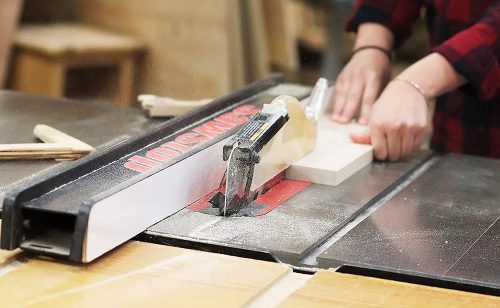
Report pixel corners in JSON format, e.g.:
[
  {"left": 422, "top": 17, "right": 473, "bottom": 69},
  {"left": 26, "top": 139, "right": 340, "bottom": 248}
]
[
  {"left": 396, "top": 52, "right": 467, "bottom": 100},
  {"left": 354, "top": 23, "right": 394, "bottom": 51}
]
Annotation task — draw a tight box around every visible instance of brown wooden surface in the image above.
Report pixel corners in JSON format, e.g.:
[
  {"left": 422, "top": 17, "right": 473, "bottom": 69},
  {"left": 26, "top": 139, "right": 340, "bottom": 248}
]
[
  {"left": 11, "top": 23, "right": 145, "bottom": 106},
  {"left": 262, "top": 0, "right": 299, "bottom": 71},
  {"left": 75, "top": 0, "right": 247, "bottom": 100},
  {"left": 280, "top": 270, "right": 500, "bottom": 308},
  {"left": 241, "top": 0, "right": 271, "bottom": 81},
  {"left": 0, "top": 0, "right": 23, "bottom": 88},
  {"left": 14, "top": 23, "right": 145, "bottom": 56},
  {"left": 0, "top": 226, "right": 497, "bottom": 306},
  {"left": 0, "top": 241, "right": 290, "bottom": 307}
]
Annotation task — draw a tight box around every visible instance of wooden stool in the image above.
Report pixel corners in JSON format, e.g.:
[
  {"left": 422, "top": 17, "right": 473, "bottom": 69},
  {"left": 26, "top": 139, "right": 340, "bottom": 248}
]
[{"left": 11, "top": 23, "right": 145, "bottom": 106}]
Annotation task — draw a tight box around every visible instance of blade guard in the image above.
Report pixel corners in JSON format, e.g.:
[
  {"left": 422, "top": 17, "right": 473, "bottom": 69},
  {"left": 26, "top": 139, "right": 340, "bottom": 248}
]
[
  {"left": 212, "top": 95, "right": 318, "bottom": 216},
  {"left": 250, "top": 95, "right": 317, "bottom": 191}
]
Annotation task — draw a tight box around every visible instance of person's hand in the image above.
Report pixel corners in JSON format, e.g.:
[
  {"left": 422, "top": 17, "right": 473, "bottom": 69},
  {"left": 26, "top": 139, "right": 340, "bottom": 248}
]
[
  {"left": 350, "top": 80, "right": 428, "bottom": 161},
  {"left": 332, "top": 49, "right": 391, "bottom": 125}
]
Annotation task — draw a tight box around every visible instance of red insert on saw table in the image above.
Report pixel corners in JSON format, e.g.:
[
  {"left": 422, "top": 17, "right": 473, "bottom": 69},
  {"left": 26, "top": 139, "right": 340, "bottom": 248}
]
[{"left": 187, "top": 172, "right": 311, "bottom": 217}]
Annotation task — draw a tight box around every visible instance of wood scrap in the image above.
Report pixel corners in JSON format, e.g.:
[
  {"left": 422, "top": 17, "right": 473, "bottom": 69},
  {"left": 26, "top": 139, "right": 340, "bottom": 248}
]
[
  {"left": 0, "top": 124, "right": 95, "bottom": 161},
  {"left": 33, "top": 124, "right": 94, "bottom": 152},
  {"left": 138, "top": 94, "right": 212, "bottom": 117}
]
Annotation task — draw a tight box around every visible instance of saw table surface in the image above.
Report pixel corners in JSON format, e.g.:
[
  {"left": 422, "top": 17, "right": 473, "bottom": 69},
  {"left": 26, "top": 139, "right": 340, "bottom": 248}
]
[
  {"left": 0, "top": 90, "right": 165, "bottom": 201},
  {"left": 319, "top": 154, "right": 500, "bottom": 289},
  {"left": 141, "top": 152, "right": 431, "bottom": 263},
  {"left": 0, "top": 240, "right": 498, "bottom": 307}
]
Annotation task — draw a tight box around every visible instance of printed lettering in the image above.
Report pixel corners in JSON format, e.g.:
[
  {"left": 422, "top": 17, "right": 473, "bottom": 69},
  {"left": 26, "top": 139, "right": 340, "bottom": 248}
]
[
  {"left": 175, "top": 132, "right": 211, "bottom": 145},
  {"left": 193, "top": 120, "right": 233, "bottom": 138},
  {"left": 233, "top": 105, "right": 260, "bottom": 116},
  {"left": 215, "top": 112, "right": 248, "bottom": 126},
  {"left": 146, "top": 148, "right": 179, "bottom": 162},
  {"left": 129, "top": 155, "right": 161, "bottom": 167},
  {"left": 124, "top": 161, "right": 151, "bottom": 173},
  {"left": 162, "top": 141, "right": 191, "bottom": 153}
]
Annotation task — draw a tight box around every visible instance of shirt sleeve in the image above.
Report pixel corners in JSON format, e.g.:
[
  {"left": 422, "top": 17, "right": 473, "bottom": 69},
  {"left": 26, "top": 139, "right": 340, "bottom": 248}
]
[
  {"left": 346, "top": 0, "right": 423, "bottom": 48},
  {"left": 432, "top": 2, "right": 500, "bottom": 101}
]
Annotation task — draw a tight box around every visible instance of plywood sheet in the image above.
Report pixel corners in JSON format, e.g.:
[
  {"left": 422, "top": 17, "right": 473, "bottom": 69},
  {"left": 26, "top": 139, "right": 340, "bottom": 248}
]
[
  {"left": 286, "top": 117, "right": 373, "bottom": 186},
  {"left": 241, "top": 0, "right": 271, "bottom": 81},
  {"left": 262, "top": 0, "right": 299, "bottom": 71},
  {"left": 75, "top": 0, "right": 245, "bottom": 100},
  {"left": 0, "top": 241, "right": 290, "bottom": 307},
  {"left": 280, "top": 270, "right": 500, "bottom": 307}
]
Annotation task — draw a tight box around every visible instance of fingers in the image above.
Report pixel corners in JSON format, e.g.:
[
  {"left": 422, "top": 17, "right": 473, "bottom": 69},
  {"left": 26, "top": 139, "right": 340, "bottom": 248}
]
[
  {"left": 352, "top": 118, "right": 423, "bottom": 161},
  {"left": 386, "top": 126, "right": 401, "bottom": 161},
  {"left": 332, "top": 81, "right": 349, "bottom": 121},
  {"left": 340, "top": 81, "right": 364, "bottom": 123},
  {"left": 400, "top": 126, "right": 414, "bottom": 158},
  {"left": 333, "top": 74, "right": 382, "bottom": 125},
  {"left": 370, "top": 125, "right": 388, "bottom": 161},
  {"left": 359, "top": 76, "right": 382, "bottom": 125},
  {"left": 350, "top": 132, "right": 371, "bottom": 144},
  {"left": 413, "top": 131, "right": 425, "bottom": 152}
]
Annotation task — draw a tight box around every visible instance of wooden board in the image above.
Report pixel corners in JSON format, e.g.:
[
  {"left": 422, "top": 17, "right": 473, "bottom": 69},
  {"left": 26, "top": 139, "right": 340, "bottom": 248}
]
[
  {"left": 0, "top": 240, "right": 291, "bottom": 307},
  {"left": 280, "top": 270, "right": 500, "bottom": 307},
  {"left": 75, "top": 0, "right": 247, "bottom": 100},
  {"left": 262, "top": 0, "right": 299, "bottom": 71},
  {"left": 14, "top": 23, "right": 145, "bottom": 56},
  {"left": 286, "top": 116, "right": 373, "bottom": 186},
  {"left": 0, "top": 0, "right": 23, "bottom": 88},
  {"left": 241, "top": 0, "right": 271, "bottom": 81}
]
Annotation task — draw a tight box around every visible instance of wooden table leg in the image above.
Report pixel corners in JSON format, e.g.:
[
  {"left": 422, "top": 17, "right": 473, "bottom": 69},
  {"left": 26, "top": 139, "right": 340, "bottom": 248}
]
[
  {"left": 12, "top": 52, "right": 66, "bottom": 97},
  {"left": 0, "top": 0, "right": 23, "bottom": 88},
  {"left": 117, "top": 56, "right": 134, "bottom": 107}
]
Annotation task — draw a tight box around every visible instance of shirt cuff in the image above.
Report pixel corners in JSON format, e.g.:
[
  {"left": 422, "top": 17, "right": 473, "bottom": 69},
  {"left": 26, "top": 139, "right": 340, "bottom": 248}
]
[
  {"left": 432, "top": 24, "right": 500, "bottom": 101},
  {"left": 346, "top": 4, "right": 409, "bottom": 48}
]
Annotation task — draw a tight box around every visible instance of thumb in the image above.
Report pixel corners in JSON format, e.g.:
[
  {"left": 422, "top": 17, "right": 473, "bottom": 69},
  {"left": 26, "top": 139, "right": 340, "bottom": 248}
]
[{"left": 350, "top": 131, "right": 371, "bottom": 144}]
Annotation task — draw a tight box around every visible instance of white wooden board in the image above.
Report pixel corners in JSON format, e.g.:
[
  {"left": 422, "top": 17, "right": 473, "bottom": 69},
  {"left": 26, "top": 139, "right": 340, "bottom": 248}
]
[{"left": 286, "top": 116, "right": 373, "bottom": 186}]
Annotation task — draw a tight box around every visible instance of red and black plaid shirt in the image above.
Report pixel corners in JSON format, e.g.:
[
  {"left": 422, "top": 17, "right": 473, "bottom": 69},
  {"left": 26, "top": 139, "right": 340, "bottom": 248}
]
[{"left": 347, "top": 0, "right": 500, "bottom": 158}]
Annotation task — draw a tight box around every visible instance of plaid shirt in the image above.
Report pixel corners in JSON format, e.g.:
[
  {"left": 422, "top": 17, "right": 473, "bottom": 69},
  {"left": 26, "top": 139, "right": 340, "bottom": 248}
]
[{"left": 347, "top": 0, "right": 500, "bottom": 158}]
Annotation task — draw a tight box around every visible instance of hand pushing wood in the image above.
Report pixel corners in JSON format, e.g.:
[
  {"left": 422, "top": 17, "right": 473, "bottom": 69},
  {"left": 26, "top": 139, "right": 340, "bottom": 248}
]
[{"left": 0, "top": 124, "right": 95, "bottom": 160}]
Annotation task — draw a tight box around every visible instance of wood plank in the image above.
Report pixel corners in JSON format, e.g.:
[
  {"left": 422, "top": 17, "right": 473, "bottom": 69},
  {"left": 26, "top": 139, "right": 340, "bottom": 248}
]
[
  {"left": 226, "top": 0, "right": 246, "bottom": 91},
  {"left": 0, "top": 241, "right": 291, "bottom": 307},
  {"left": 241, "top": 0, "right": 271, "bottom": 81},
  {"left": 262, "top": 0, "right": 299, "bottom": 71},
  {"left": 286, "top": 116, "right": 373, "bottom": 186},
  {"left": 75, "top": 0, "right": 242, "bottom": 100},
  {"left": 280, "top": 270, "right": 500, "bottom": 307},
  {"left": 139, "top": 95, "right": 212, "bottom": 117},
  {"left": 0, "top": 0, "right": 23, "bottom": 88},
  {"left": 34, "top": 124, "right": 95, "bottom": 152}
]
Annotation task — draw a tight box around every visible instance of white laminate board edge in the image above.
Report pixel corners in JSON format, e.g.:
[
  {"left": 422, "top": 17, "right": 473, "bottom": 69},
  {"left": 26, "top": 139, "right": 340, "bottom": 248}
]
[{"left": 286, "top": 117, "right": 373, "bottom": 186}]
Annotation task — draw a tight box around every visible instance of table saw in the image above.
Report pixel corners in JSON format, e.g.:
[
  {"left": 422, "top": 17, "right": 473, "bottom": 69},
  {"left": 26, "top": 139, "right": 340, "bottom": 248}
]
[{"left": 0, "top": 76, "right": 498, "bottom": 297}]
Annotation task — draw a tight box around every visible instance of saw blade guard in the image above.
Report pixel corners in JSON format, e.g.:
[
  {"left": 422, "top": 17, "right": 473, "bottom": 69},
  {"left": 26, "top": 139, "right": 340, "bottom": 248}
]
[{"left": 250, "top": 95, "right": 317, "bottom": 191}]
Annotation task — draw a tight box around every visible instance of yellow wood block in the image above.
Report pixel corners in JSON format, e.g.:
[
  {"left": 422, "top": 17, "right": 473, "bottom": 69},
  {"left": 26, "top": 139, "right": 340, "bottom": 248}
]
[
  {"left": 0, "top": 241, "right": 290, "bottom": 307},
  {"left": 280, "top": 270, "right": 500, "bottom": 308}
]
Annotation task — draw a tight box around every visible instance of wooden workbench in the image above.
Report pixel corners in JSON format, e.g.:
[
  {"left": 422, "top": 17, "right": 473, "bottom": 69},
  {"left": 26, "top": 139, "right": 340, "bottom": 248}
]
[{"left": 0, "top": 238, "right": 498, "bottom": 307}]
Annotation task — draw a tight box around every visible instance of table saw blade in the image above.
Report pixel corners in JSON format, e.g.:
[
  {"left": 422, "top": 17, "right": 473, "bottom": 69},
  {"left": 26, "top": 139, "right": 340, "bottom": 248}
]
[{"left": 223, "top": 146, "right": 252, "bottom": 216}]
